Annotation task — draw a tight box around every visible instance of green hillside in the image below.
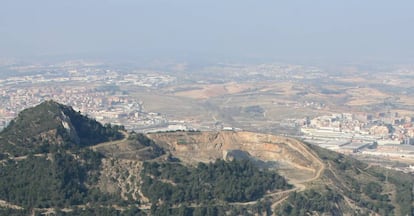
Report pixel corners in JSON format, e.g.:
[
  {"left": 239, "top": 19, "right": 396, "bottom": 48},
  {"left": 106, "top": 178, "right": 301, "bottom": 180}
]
[
  {"left": 142, "top": 159, "right": 291, "bottom": 215},
  {"left": 0, "top": 100, "right": 122, "bottom": 156},
  {"left": 276, "top": 144, "right": 414, "bottom": 216}
]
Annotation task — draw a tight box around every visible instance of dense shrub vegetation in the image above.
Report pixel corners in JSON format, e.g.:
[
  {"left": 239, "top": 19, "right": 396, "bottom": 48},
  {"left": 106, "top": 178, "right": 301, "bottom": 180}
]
[
  {"left": 141, "top": 159, "right": 291, "bottom": 206},
  {"left": 0, "top": 150, "right": 122, "bottom": 209},
  {"left": 308, "top": 143, "right": 412, "bottom": 215},
  {"left": 367, "top": 166, "right": 413, "bottom": 216},
  {"left": 277, "top": 188, "right": 342, "bottom": 215}
]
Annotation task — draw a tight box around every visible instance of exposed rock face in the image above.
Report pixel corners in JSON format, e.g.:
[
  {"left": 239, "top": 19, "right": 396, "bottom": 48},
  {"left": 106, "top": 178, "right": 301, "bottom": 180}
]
[
  {"left": 58, "top": 110, "right": 80, "bottom": 145},
  {"left": 148, "top": 131, "right": 323, "bottom": 180},
  {"left": 98, "top": 158, "right": 144, "bottom": 202}
]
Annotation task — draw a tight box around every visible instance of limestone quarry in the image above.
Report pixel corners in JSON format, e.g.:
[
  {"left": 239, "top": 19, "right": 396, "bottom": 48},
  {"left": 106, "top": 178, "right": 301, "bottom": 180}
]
[{"left": 148, "top": 131, "right": 325, "bottom": 182}]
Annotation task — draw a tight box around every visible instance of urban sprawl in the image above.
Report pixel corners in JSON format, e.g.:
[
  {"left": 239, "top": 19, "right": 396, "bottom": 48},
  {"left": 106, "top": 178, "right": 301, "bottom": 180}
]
[{"left": 1, "top": 61, "right": 414, "bottom": 173}]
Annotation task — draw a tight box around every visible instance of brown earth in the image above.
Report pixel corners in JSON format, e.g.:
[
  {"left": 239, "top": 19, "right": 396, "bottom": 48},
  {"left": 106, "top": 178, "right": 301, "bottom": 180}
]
[
  {"left": 147, "top": 131, "right": 326, "bottom": 215},
  {"left": 147, "top": 131, "right": 324, "bottom": 182}
]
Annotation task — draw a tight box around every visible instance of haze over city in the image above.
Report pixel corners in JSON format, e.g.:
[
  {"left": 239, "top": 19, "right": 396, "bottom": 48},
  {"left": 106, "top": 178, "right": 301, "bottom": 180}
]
[{"left": 1, "top": 0, "right": 414, "bottom": 64}]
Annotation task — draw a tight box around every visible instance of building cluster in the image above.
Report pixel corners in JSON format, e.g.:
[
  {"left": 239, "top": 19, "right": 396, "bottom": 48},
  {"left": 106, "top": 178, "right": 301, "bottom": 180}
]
[
  {"left": 0, "top": 68, "right": 176, "bottom": 88},
  {"left": 0, "top": 85, "right": 173, "bottom": 131},
  {"left": 301, "top": 112, "right": 414, "bottom": 159},
  {"left": 200, "top": 63, "right": 326, "bottom": 83},
  {"left": 0, "top": 65, "right": 177, "bottom": 131}
]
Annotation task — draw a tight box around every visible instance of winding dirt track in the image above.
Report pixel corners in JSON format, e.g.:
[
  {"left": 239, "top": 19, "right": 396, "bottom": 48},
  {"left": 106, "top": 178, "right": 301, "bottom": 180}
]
[
  {"left": 284, "top": 139, "right": 326, "bottom": 181},
  {"left": 146, "top": 132, "right": 327, "bottom": 214},
  {"left": 229, "top": 138, "right": 326, "bottom": 215},
  {"left": 90, "top": 130, "right": 129, "bottom": 150},
  {"left": 269, "top": 139, "right": 325, "bottom": 214}
]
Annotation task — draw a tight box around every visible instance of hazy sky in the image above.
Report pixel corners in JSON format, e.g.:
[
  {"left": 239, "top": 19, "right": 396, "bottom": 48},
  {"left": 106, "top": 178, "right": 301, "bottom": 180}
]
[{"left": 1, "top": 1, "right": 413, "bottom": 63}]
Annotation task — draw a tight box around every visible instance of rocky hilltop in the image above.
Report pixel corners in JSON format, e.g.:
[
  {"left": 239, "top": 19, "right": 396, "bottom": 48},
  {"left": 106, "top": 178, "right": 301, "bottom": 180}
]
[{"left": 0, "top": 100, "right": 122, "bottom": 156}]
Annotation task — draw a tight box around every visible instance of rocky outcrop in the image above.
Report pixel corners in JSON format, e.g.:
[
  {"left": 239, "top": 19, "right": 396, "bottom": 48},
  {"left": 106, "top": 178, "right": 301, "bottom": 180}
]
[{"left": 148, "top": 131, "right": 323, "bottom": 180}]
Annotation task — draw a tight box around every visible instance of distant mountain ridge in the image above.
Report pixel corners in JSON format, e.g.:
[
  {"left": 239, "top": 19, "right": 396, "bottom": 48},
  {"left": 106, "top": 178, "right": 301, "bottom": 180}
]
[{"left": 0, "top": 100, "right": 122, "bottom": 156}]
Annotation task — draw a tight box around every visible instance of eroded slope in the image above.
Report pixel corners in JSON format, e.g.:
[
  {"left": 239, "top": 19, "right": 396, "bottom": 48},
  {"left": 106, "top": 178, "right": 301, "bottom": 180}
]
[{"left": 148, "top": 131, "right": 323, "bottom": 182}]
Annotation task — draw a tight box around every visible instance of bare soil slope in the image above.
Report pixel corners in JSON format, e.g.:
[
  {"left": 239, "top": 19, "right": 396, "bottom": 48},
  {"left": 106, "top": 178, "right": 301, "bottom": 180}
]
[{"left": 148, "top": 131, "right": 323, "bottom": 182}]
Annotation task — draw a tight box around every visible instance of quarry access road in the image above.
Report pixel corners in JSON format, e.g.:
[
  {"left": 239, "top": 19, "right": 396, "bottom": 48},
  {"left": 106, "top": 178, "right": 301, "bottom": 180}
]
[
  {"left": 229, "top": 138, "right": 326, "bottom": 215},
  {"left": 90, "top": 130, "right": 129, "bottom": 150}
]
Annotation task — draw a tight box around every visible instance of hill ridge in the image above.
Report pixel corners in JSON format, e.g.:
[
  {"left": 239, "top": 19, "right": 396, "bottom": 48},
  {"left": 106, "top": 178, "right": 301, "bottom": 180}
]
[
  {"left": 0, "top": 102, "right": 412, "bottom": 215},
  {"left": 0, "top": 100, "right": 122, "bottom": 156}
]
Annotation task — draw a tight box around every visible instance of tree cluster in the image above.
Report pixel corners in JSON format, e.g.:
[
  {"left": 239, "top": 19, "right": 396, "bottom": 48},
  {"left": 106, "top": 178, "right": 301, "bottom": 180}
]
[
  {"left": 0, "top": 150, "right": 121, "bottom": 209},
  {"left": 141, "top": 159, "right": 291, "bottom": 207},
  {"left": 277, "top": 188, "right": 342, "bottom": 215}
]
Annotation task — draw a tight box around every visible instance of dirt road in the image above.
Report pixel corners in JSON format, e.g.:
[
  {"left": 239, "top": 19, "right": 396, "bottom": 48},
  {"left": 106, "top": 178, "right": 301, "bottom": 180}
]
[{"left": 90, "top": 130, "right": 129, "bottom": 150}]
